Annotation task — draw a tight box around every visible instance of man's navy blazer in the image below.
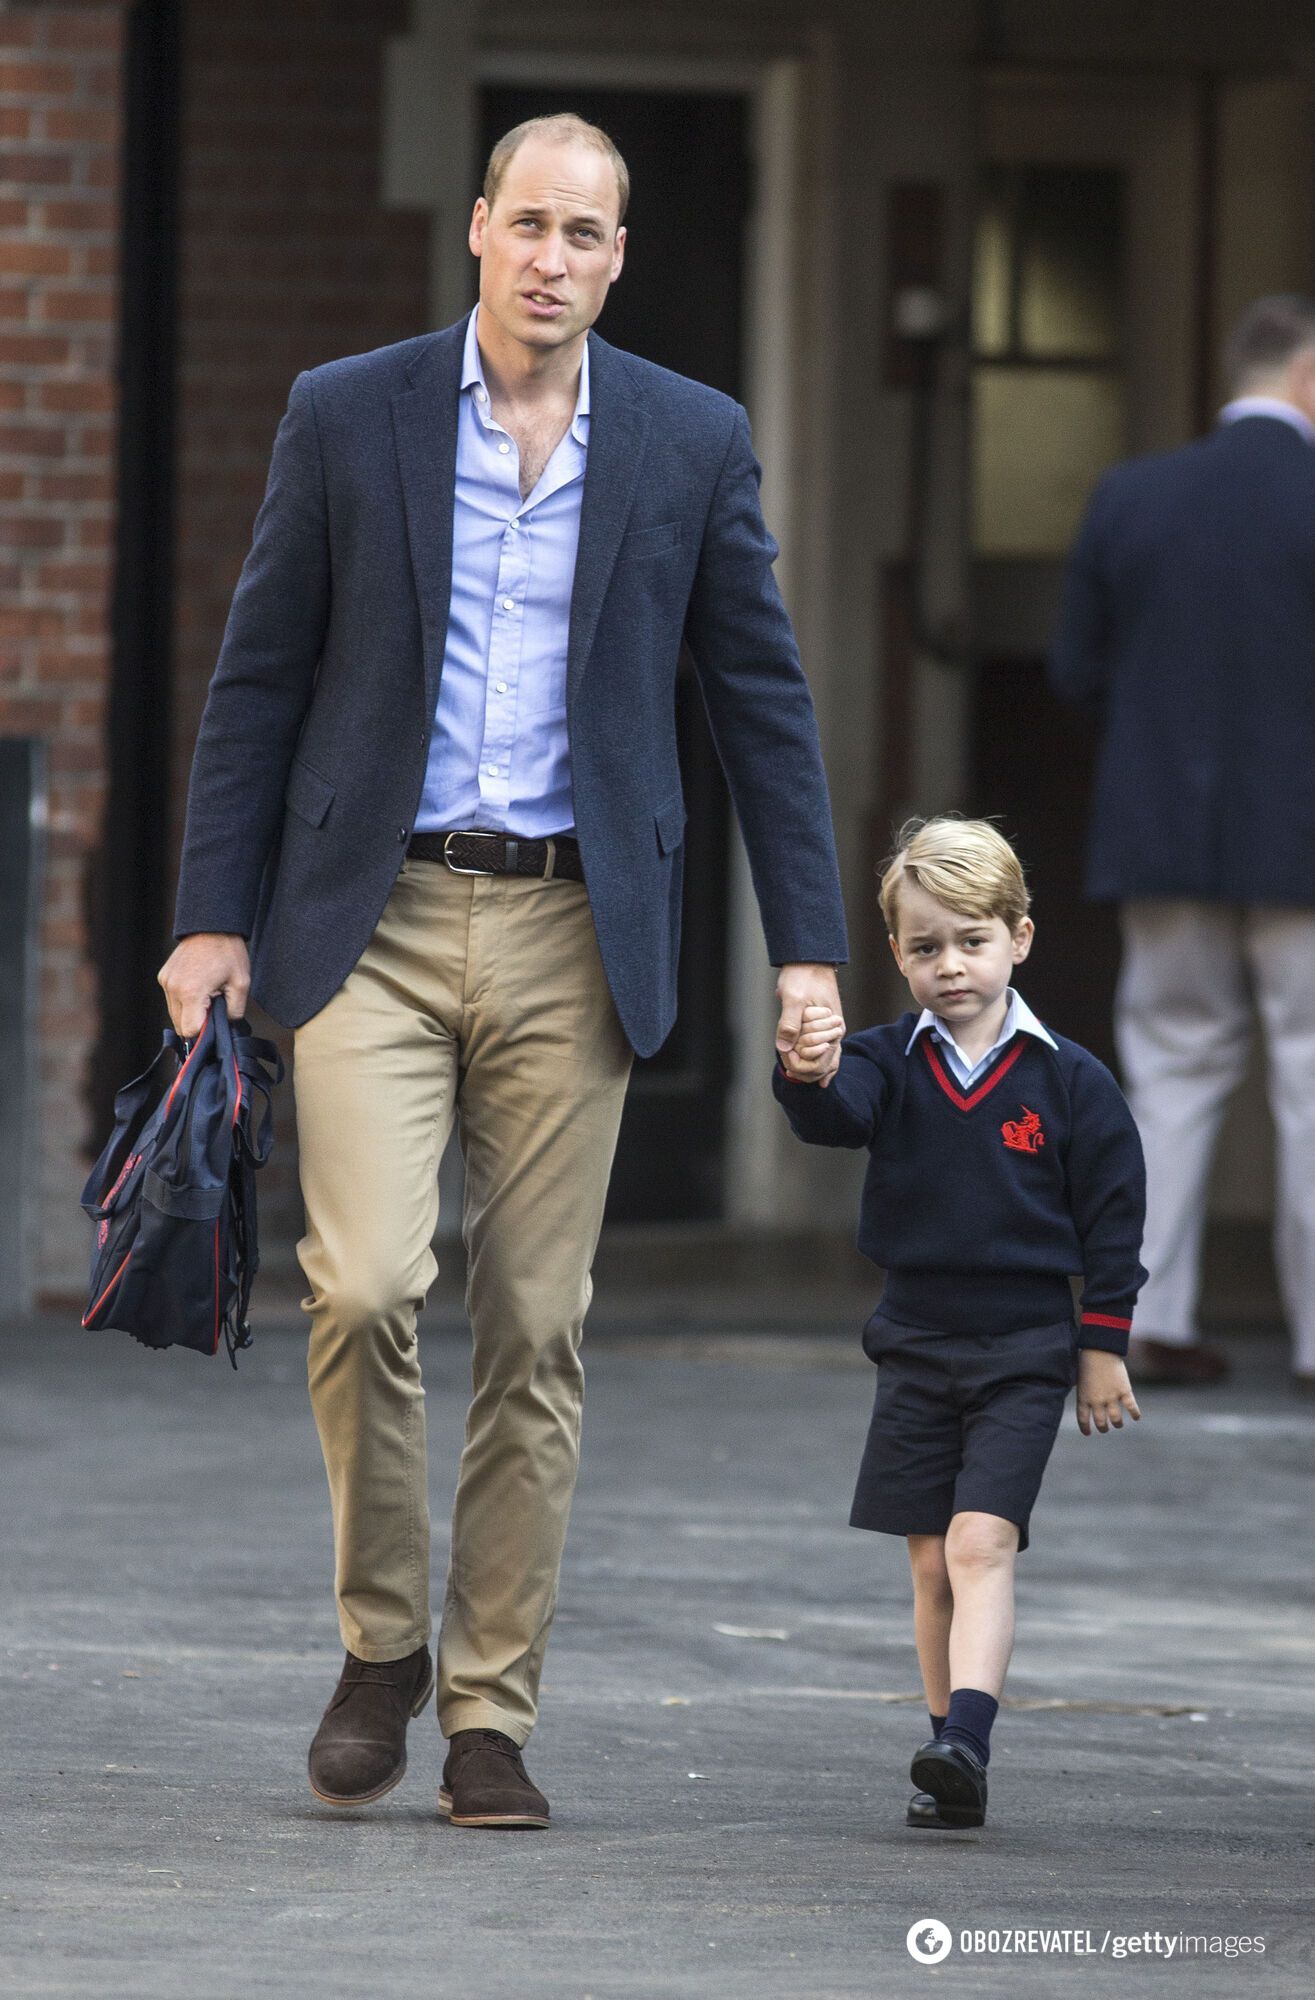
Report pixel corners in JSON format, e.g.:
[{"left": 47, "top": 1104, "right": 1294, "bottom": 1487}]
[
  {"left": 1048, "top": 413, "right": 1315, "bottom": 908},
  {"left": 173, "top": 315, "right": 848, "bottom": 1056}
]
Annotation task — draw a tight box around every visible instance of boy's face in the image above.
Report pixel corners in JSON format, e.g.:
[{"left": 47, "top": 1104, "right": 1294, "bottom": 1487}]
[{"left": 889, "top": 880, "right": 1033, "bottom": 1028}]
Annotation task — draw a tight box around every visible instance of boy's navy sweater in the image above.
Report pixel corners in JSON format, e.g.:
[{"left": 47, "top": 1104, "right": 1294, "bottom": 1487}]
[{"left": 773, "top": 1011, "right": 1147, "bottom": 1353}]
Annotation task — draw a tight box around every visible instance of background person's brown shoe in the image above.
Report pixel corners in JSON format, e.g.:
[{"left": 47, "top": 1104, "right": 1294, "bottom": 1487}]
[
  {"left": 308, "top": 1644, "right": 434, "bottom": 1806},
  {"left": 1127, "top": 1336, "right": 1230, "bottom": 1385},
  {"left": 439, "top": 1729, "right": 550, "bottom": 1828}
]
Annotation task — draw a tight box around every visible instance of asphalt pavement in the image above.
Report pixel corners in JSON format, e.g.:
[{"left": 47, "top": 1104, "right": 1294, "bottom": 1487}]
[{"left": 2, "top": 1298, "right": 1313, "bottom": 1999}]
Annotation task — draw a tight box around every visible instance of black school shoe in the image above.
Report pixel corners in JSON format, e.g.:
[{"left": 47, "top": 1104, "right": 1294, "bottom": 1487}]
[
  {"left": 908, "top": 1739, "right": 988, "bottom": 1827},
  {"left": 908, "top": 1789, "right": 975, "bottom": 1829}
]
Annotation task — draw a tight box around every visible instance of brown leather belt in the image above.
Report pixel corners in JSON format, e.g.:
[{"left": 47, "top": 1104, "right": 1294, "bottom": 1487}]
[{"left": 406, "top": 829, "right": 585, "bottom": 883}]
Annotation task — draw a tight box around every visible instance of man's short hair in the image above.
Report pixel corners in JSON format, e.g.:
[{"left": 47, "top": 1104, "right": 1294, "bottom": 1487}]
[
  {"left": 879, "top": 815, "right": 1031, "bottom": 937},
  {"left": 483, "top": 113, "right": 630, "bottom": 226},
  {"left": 1225, "top": 294, "right": 1315, "bottom": 392}
]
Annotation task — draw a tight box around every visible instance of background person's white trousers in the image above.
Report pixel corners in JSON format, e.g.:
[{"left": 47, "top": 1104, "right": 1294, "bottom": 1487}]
[{"left": 1115, "top": 899, "right": 1315, "bottom": 1373}]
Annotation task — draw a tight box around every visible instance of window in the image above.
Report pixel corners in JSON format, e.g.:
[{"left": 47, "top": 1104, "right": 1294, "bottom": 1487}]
[{"left": 972, "top": 164, "right": 1127, "bottom": 556}]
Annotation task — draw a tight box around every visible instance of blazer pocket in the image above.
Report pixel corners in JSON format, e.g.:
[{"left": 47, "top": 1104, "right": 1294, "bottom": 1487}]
[
  {"left": 284, "top": 754, "right": 335, "bottom": 829},
  {"left": 619, "top": 521, "right": 680, "bottom": 563},
  {"left": 654, "top": 789, "right": 687, "bottom": 856}
]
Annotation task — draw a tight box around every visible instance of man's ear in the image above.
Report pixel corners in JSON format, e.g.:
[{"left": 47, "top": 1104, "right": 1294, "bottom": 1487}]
[{"left": 468, "top": 196, "right": 488, "bottom": 257}]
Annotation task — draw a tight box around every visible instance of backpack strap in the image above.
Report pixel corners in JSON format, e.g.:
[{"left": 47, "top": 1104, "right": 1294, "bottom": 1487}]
[
  {"left": 233, "top": 1033, "right": 284, "bottom": 1167},
  {"left": 79, "top": 1032, "right": 186, "bottom": 1218}
]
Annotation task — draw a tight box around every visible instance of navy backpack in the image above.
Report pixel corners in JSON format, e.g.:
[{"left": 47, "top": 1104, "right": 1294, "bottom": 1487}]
[{"left": 80, "top": 995, "right": 284, "bottom": 1365}]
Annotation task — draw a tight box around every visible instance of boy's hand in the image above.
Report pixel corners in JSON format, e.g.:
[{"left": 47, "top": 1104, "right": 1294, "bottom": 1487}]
[
  {"left": 783, "top": 1004, "right": 845, "bottom": 1087},
  {"left": 1076, "top": 1349, "right": 1142, "bottom": 1436}
]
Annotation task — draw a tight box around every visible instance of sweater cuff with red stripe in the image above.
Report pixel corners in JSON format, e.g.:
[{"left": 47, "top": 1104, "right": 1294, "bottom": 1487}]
[{"left": 1077, "top": 1307, "right": 1134, "bottom": 1357}]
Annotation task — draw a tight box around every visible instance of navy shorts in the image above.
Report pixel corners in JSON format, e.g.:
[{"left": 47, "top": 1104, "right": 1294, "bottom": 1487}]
[{"left": 849, "top": 1310, "right": 1078, "bottom": 1552}]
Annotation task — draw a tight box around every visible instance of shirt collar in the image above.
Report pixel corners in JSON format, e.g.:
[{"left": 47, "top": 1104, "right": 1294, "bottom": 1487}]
[
  {"left": 461, "top": 307, "right": 591, "bottom": 441},
  {"left": 905, "top": 987, "right": 1059, "bottom": 1061},
  {"left": 1218, "top": 395, "right": 1315, "bottom": 446}
]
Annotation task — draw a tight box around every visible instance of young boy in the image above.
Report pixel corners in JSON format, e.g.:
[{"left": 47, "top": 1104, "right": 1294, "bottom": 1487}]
[{"left": 774, "top": 815, "right": 1146, "bottom": 1831}]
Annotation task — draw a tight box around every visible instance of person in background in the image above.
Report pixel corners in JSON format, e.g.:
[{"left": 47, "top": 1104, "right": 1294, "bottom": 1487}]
[{"left": 1049, "top": 294, "right": 1315, "bottom": 1392}]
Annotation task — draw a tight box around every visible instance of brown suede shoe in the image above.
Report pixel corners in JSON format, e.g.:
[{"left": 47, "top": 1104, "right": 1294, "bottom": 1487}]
[
  {"left": 1128, "top": 1336, "right": 1230, "bottom": 1385},
  {"left": 308, "top": 1644, "right": 434, "bottom": 1807},
  {"left": 438, "top": 1729, "right": 550, "bottom": 1828}
]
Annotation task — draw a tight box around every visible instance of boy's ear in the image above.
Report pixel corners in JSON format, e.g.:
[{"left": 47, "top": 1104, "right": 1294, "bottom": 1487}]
[
  {"left": 1012, "top": 917, "right": 1035, "bottom": 962},
  {"left": 888, "top": 932, "right": 905, "bottom": 975}
]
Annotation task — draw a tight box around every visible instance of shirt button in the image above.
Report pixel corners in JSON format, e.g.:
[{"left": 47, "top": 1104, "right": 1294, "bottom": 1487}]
[
  {"left": 496, "top": 681, "right": 508, "bottom": 694},
  {"left": 507, "top": 518, "right": 518, "bottom": 530},
  {"left": 486, "top": 764, "right": 499, "bottom": 776},
  {"left": 502, "top": 597, "right": 515, "bottom": 611},
  {"left": 498, "top": 442, "right": 510, "bottom": 455},
  {"left": 475, "top": 386, "right": 487, "bottom": 402}
]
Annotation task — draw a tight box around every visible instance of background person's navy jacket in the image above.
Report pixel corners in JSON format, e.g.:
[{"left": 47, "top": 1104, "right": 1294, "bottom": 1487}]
[
  {"left": 1048, "top": 413, "right": 1315, "bottom": 908},
  {"left": 173, "top": 316, "right": 848, "bottom": 1056}
]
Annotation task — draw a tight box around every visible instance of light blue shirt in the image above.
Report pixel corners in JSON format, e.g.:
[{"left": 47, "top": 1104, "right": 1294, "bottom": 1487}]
[
  {"left": 1219, "top": 395, "right": 1315, "bottom": 446},
  {"left": 416, "top": 309, "right": 588, "bottom": 836},
  {"left": 905, "top": 987, "right": 1058, "bottom": 1091}
]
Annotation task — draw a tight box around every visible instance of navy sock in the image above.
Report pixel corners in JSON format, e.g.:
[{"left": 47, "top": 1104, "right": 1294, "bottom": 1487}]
[
  {"left": 940, "top": 1688, "right": 998, "bottom": 1767},
  {"left": 929, "top": 1712, "right": 947, "bottom": 1740}
]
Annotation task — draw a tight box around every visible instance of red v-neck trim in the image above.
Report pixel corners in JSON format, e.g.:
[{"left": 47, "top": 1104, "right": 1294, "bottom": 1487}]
[{"left": 922, "top": 1032, "right": 1027, "bottom": 1111}]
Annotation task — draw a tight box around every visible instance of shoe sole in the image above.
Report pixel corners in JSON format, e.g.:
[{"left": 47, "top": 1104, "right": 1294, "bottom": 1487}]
[
  {"left": 308, "top": 1668, "right": 435, "bottom": 1809},
  {"left": 909, "top": 1749, "right": 987, "bottom": 1826},
  {"left": 437, "top": 1786, "right": 549, "bottom": 1829}
]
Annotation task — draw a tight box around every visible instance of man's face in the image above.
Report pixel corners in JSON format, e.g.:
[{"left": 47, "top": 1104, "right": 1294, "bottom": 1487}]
[{"left": 470, "top": 137, "right": 626, "bottom": 356}]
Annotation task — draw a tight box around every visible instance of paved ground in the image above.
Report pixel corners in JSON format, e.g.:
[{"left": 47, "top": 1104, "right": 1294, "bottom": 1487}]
[{"left": 2, "top": 1301, "right": 1313, "bottom": 1999}]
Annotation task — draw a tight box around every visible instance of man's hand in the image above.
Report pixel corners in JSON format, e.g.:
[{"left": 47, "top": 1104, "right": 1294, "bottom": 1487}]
[
  {"left": 776, "top": 964, "right": 844, "bottom": 1087},
  {"left": 1076, "top": 1350, "right": 1142, "bottom": 1437},
  {"left": 157, "top": 933, "right": 251, "bottom": 1041}
]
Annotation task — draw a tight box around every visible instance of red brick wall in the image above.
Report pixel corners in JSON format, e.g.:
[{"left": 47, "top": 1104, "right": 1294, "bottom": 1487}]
[
  {"left": 0, "top": 2, "right": 125, "bottom": 1296},
  {"left": 174, "top": 0, "right": 430, "bottom": 1262}
]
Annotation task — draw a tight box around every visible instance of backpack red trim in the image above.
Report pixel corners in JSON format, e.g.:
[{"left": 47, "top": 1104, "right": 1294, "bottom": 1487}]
[{"left": 82, "top": 1247, "right": 133, "bottom": 1328}]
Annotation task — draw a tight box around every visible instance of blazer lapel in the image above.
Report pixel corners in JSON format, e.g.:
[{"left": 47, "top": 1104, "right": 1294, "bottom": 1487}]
[
  {"left": 567, "top": 333, "right": 650, "bottom": 710},
  {"left": 391, "top": 320, "right": 465, "bottom": 718}
]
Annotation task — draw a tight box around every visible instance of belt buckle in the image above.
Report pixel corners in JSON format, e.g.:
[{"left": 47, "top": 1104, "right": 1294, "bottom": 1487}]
[{"left": 442, "top": 830, "right": 503, "bottom": 876}]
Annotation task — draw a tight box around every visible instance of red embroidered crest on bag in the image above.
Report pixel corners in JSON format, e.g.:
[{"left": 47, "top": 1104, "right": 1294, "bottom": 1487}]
[{"left": 1002, "top": 1106, "right": 1045, "bottom": 1153}]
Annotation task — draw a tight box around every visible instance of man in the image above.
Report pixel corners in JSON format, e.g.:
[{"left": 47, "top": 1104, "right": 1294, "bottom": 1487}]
[
  {"left": 160, "top": 114, "right": 847, "bottom": 1825},
  {"left": 1049, "top": 294, "right": 1315, "bottom": 1393}
]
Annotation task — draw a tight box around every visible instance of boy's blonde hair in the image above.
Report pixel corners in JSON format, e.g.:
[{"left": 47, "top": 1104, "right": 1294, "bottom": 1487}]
[{"left": 878, "top": 815, "right": 1031, "bottom": 937}]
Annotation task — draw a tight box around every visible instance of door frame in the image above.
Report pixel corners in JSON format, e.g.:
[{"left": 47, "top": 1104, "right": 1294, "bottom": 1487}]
[{"left": 467, "top": 44, "right": 827, "bottom": 1228}]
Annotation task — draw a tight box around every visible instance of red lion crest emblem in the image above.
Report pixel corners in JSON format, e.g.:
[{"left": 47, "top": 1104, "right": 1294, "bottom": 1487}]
[{"left": 1002, "top": 1106, "right": 1045, "bottom": 1154}]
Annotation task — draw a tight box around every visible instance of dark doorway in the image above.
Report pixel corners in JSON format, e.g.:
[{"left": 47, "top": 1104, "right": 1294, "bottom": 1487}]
[
  {"left": 91, "top": 0, "right": 180, "bottom": 1139},
  {"left": 969, "top": 655, "right": 1121, "bottom": 1069},
  {"left": 479, "top": 86, "right": 751, "bottom": 1220}
]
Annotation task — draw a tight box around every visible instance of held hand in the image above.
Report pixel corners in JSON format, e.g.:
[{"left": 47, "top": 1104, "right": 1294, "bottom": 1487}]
[
  {"left": 784, "top": 1005, "right": 845, "bottom": 1085},
  {"left": 776, "top": 965, "right": 844, "bottom": 1088},
  {"left": 157, "top": 933, "right": 251, "bottom": 1041},
  {"left": 1076, "top": 1350, "right": 1142, "bottom": 1437}
]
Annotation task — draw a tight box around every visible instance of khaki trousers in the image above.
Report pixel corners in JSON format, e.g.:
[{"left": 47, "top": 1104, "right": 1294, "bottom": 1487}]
[
  {"left": 1115, "top": 898, "right": 1315, "bottom": 1371},
  {"left": 293, "top": 858, "right": 632, "bottom": 1744}
]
